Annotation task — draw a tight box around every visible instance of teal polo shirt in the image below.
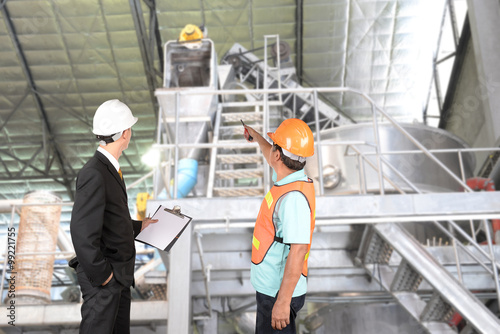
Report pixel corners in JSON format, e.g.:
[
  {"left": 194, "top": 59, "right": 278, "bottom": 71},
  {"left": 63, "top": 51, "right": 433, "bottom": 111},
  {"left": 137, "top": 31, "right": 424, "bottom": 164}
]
[{"left": 250, "top": 169, "right": 312, "bottom": 298}]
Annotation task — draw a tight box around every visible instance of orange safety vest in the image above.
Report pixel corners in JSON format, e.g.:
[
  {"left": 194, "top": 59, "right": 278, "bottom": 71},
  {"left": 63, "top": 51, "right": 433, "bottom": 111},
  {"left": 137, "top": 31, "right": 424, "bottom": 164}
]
[{"left": 251, "top": 179, "right": 316, "bottom": 277}]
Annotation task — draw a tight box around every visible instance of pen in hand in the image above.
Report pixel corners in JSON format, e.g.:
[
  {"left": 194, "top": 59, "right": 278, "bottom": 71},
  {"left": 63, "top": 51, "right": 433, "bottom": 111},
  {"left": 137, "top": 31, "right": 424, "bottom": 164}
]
[
  {"left": 141, "top": 213, "right": 158, "bottom": 231},
  {"left": 240, "top": 119, "right": 253, "bottom": 141}
]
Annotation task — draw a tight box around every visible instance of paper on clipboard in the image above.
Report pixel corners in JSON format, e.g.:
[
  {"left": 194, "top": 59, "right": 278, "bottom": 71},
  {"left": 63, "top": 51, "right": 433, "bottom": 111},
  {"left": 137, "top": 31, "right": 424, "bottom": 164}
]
[{"left": 135, "top": 205, "right": 192, "bottom": 251}]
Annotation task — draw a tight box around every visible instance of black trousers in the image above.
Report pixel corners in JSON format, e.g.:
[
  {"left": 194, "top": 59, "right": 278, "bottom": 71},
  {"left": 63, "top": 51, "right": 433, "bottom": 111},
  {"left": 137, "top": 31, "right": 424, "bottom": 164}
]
[
  {"left": 76, "top": 265, "right": 131, "bottom": 334},
  {"left": 255, "top": 291, "right": 306, "bottom": 334}
]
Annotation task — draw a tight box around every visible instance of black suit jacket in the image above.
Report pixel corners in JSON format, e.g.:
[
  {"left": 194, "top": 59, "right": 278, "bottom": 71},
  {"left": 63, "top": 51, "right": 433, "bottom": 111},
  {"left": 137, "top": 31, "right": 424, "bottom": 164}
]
[{"left": 70, "top": 151, "right": 142, "bottom": 287}]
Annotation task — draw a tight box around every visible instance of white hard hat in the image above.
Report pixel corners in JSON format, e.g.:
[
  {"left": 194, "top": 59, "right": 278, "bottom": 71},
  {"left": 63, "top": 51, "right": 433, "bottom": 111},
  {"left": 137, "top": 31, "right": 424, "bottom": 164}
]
[{"left": 92, "top": 99, "right": 138, "bottom": 136}]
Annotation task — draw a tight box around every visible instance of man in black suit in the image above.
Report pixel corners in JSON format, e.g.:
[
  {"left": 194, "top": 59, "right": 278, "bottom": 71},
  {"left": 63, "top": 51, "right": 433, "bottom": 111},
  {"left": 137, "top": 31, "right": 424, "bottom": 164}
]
[{"left": 70, "top": 99, "right": 157, "bottom": 333}]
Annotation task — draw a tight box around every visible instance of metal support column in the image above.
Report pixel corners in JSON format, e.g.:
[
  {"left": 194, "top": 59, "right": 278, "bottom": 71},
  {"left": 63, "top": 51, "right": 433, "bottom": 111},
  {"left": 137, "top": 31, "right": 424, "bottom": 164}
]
[{"left": 167, "top": 223, "right": 193, "bottom": 334}]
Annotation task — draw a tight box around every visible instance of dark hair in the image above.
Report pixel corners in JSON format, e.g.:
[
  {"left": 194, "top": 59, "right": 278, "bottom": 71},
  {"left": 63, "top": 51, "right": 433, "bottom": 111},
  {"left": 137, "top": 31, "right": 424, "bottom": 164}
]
[{"left": 272, "top": 143, "right": 306, "bottom": 171}]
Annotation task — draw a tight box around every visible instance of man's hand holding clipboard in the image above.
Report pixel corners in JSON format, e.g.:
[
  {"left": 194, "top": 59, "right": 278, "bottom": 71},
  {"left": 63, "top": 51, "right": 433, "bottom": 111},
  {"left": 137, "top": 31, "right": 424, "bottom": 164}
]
[{"left": 135, "top": 205, "right": 192, "bottom": 251}]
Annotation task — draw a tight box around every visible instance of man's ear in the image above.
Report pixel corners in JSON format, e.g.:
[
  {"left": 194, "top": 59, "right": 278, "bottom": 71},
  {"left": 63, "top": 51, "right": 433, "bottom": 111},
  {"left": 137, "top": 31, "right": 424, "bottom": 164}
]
[
  {"left": 122, "top": 128, "right": 131, "bottom": 140},
  {"left": 272, "top": 148, "right": 281, "bottom": 162}
]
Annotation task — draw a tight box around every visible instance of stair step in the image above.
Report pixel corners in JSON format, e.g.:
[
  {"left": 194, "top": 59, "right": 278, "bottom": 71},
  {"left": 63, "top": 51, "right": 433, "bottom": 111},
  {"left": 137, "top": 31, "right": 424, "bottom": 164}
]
[
  {"left": 222, "top": 112, "right": 263, "bottom": 123},
  {"left": 215, "top": 168, "right": 264, "bottom": 180},
  {"left": 373, "top": 223, "right": 500, "bottom": 333},
  {"left": 420, "top": 292, "right": 454, "bottom": 323},
  {"left": 217, "top": 154, "right": 263, "bottom": 164},
  {"left": 391, "top": 260, "right": 423, "bottom": 292},
  {"left": 220, "top": 124, "right": 263, "bottom": 137},
  {"left": 220, "top": 101, "right": 265, "bottom": 108},
  {"left": 213, "top": 187, "right": 264, "bottom": 197},
  {"left": 363, "top": 231, "right": 394, "bottom": 264}
]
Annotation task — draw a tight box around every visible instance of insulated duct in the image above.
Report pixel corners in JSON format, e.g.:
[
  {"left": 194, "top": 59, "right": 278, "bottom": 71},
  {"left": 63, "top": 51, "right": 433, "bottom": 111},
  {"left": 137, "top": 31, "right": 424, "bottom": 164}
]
[{"left": 14, "top": 191, "right": 61, "bottom": 304}]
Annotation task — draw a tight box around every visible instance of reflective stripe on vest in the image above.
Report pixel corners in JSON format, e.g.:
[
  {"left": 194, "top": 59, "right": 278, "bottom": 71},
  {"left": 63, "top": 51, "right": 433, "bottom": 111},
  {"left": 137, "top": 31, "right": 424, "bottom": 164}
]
[{"left": 251, "top": 179, "right": 316, "bottom": 277}]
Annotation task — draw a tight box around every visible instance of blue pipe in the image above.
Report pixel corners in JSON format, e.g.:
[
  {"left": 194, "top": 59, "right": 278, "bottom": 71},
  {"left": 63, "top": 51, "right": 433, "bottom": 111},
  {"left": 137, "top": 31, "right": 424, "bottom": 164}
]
[{"left": 170, "top": 158, "right": 198, "bottom": 198}]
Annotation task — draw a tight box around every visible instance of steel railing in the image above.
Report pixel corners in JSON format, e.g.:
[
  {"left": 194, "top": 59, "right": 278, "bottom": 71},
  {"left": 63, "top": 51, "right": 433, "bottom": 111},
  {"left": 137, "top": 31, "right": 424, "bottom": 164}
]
[{"left": 154, "top": 84, "right": 500, "bottom": 311}]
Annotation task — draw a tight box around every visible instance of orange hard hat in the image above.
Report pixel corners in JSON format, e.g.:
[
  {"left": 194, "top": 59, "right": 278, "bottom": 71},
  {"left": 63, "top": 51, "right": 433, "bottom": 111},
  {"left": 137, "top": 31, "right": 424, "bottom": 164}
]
[{"left": 267, "top": 118, "right": 314, "bottom": 157}]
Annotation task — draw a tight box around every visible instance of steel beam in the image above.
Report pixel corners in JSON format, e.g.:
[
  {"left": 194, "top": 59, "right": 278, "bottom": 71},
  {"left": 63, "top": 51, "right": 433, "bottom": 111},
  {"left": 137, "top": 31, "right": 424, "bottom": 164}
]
[
  {"left": 129, "top": 0, "right": 160, "bottom": 121},
  {"left": 295, "top": 0, "right": 304, "bottom": 84},
  {"left": 1, "top": 4, "right": 74, "bottom": 199},
  {"left": 14, "top": 146, "right": 43, "bottom": 178},
  {"left": 0, "top": 148, "right": 52, "bottom": 178},
  {"left": 0, "top": 91, "right": 28, "bottom": 133},
  {"left": 148, "top": 191, "right": 500, "bottom": 225},
  {"left": 16, "top": 301, "right": 168, "bottom": 326}
]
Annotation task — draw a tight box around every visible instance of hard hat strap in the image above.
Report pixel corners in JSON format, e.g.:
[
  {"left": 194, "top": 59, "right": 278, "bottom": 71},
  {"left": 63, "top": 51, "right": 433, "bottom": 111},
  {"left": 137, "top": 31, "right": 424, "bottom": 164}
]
[
  {"left": 281, "top": 147, "right": 306, "bottom": 163},
  {"left": 96, "top": 131, "right": 123, "bottom": 146}
]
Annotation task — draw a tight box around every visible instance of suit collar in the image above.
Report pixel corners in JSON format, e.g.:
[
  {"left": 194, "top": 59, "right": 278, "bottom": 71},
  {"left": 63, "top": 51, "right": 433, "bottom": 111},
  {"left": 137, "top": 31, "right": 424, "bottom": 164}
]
[
  {"left": 97, "top": 146, "right": 120, "bottom": 172},
  {"left": 95, "top": 151, "right": 127, "bottom": 194}
]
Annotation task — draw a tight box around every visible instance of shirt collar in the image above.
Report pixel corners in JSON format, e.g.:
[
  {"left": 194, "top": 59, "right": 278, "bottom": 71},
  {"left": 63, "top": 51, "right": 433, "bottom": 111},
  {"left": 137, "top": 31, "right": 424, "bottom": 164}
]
[
  {"left": 97, "top": 146, "right": 120, "bottom": 172},
  {"left": 273, "top": 169, "right": 307, "bottom": 186}
]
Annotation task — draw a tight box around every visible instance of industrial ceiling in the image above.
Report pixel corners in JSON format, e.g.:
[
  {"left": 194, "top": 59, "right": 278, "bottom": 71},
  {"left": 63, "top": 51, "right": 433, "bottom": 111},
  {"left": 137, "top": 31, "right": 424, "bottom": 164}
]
[{"left": 0, "top": 0, "right": 465, "bottom": 209}]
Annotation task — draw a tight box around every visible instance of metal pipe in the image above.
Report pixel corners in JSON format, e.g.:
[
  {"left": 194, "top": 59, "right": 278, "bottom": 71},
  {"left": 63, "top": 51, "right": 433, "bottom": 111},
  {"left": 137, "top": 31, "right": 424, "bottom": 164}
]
[
  {"left": 263, "top": 36, "right": 271, "bottom": 194},
  {"left": 5, "top": 202, "right": 73, "bottom": 207},
  {"left": 155, "top": 86, "right": 354, "bottom": 97},
  {"left": 357, "top": 153, "right": 367, "bottom": 194},
  {"left": 206, "top": 106, "right": 223, "bottom": 198},
  {"left": 153, "top": 106, "right": 164, "bottom": 198},
  {"left": 482, "top": 219, "right": 500, "bottom": 311},
  {"left": 126, "top": 169, "right": 154, "bottom": 190},
  {"left": 195, "top": 232, "right": 213, "bottom": 318},
  {"left": 458, "top": 150, "right": 478, "bottom": 242},
  {"left": 345, "top": 147, "right": 500, "bottom": 155},
  {"left": 154, "top": 140, "right": 372, "bottom": 150},
  {"left": 13, "top": 251, "right": 74, "bottom": 257},
  {"left": 313, "top": 90, "right": 325, "bottom": 196},
  {"left": 450, "top": 228, "right": 463, "bottom": 284},
  {"left": 371, "top": 104, "right": 385, "bottom": 195},
  {"left": 173, "top": 92, "right": 180, "bottom": 199},
  {"left": 190, "top": 213, "right": 500, "bottom": 230}
]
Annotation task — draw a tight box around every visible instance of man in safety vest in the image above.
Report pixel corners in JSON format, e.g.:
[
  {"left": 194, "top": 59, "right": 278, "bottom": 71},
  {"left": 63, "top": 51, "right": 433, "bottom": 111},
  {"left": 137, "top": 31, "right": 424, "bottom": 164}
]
[{"left": 243, "top": 118, "right": 315, "bottom": 333}]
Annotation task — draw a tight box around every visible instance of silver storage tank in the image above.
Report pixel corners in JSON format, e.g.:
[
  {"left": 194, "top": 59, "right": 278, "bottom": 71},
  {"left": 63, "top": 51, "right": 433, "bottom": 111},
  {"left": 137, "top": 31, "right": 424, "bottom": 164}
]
[{"left": 306, "top": 123, "right": 475, "bottom": 195}]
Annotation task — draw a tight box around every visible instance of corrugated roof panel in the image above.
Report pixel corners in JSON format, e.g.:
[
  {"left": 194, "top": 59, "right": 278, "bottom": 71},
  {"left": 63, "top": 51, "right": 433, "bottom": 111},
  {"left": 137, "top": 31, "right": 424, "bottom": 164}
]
[{"left": 302, "top": 0, "right": 446, "bottom": 122}]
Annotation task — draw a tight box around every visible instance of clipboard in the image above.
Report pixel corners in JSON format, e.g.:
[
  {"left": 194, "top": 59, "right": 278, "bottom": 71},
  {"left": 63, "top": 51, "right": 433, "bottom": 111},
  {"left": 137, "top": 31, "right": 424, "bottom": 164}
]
[{"left": 135, "top": 205, "right": 192, "bottom": 252}]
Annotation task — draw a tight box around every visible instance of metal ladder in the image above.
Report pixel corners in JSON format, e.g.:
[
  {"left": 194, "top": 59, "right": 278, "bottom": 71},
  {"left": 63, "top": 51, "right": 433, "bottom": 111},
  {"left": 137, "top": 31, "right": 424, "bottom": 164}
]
[
  {"left": 207, "top": 102, "right": 265, "bottom": 197},
  {"left": 357, "top": 224, "right": 500, "bottom": 333}
]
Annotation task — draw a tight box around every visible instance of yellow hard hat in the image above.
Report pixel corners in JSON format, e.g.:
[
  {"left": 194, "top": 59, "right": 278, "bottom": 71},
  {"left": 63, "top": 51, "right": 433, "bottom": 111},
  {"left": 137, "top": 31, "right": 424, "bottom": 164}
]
[
  {"left": 179, "top": 24, "right": 203, "bottom": 42},
  {"left": 268, "top": 118, "right": 314, "bottom": 157}
]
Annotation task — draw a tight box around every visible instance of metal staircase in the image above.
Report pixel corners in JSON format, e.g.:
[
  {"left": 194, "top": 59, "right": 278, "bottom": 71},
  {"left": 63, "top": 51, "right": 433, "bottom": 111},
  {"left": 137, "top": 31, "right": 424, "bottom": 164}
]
[
  {"left": 208, "top": 35, "right": 356, "bottom": 199},
  {"left": 357, "top": 223, "right": 500, "bottom": 333},
  {"left": 207, "top": 103, "right": 265, "bottom": 197},
  {"left": 221, "top": 37, "right": 353, "bottom": 127}
]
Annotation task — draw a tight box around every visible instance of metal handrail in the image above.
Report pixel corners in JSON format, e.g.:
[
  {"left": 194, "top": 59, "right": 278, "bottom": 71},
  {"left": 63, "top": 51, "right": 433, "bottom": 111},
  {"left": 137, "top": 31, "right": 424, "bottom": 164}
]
[
  {"left": 155, "top": 86, "right": 484, "bottom": 196},
  {"left": 155, "top": 81, "right": 500, "bottom": 312},
  {"left": 347, "top": 143, "right": 500, "bottom": 309}
]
